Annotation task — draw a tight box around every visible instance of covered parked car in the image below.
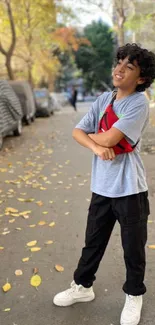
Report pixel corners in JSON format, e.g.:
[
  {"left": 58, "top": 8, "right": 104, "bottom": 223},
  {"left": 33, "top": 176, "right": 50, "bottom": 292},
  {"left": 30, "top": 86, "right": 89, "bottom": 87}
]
[
  {"left": 0, "top": 80, "right": 23, "bottom": 150},
  {"left": 34, "top": 88, "right": 54, "bottom": 117},
  {"left": 9, "top": 80, "right": 36, "bottom": 124}
]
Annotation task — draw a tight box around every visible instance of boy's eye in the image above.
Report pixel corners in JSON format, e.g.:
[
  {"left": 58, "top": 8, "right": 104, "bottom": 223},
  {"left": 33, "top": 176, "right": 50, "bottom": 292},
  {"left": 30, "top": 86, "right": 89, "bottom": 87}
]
[{"left": 127, "top": 65, "right": 134, "bottom": 70}]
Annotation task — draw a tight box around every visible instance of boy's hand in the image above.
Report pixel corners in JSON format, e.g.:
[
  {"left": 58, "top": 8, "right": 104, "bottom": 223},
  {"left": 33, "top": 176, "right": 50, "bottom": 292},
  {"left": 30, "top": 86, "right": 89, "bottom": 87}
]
[{"left": 92, "top": 144, "right": 115, "bottom": 160}]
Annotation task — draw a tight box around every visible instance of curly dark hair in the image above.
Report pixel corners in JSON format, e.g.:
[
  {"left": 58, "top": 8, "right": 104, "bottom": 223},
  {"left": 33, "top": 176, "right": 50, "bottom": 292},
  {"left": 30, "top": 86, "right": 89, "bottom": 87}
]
[{"left": 116, "top": 43, "right": 155, "bottom": 92}]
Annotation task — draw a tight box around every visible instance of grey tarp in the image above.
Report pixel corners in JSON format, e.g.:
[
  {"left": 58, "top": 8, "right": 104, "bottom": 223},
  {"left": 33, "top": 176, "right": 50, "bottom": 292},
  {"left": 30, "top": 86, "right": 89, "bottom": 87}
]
[{"left": 0, "top": 80, "right": 23, "bottom": 133}]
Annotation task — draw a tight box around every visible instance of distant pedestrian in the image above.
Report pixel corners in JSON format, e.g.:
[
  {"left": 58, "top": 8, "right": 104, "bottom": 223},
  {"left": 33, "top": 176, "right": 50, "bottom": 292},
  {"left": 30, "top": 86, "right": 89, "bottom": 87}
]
[
  {"left": 53, "top": 43, "right": 155, "bottom": 325},
  {"left": 70, "top": 86, "right": 77, "bottom": 111}
]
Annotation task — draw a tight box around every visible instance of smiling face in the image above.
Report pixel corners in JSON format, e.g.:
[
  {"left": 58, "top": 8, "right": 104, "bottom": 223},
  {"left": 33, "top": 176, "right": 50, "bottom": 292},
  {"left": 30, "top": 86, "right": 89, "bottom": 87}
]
[{"left": 112, "top": 57, "right": 145, "bottom": 92}]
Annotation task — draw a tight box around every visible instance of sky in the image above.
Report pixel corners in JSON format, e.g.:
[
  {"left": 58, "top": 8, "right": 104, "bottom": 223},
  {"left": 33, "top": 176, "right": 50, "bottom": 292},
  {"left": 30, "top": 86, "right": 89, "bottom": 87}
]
[{"left": 62, "top": 0, "right": 113, "bottom": 27}]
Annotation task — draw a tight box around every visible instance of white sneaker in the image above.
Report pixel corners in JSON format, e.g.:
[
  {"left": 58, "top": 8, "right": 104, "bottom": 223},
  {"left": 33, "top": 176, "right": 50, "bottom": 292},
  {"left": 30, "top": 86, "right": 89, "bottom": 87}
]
[
  {"left": 120, "top": 294, "right": 143, "bottom": 325},
  {"left": 53, "top": 280, "right": 95, "bottom": 306}
]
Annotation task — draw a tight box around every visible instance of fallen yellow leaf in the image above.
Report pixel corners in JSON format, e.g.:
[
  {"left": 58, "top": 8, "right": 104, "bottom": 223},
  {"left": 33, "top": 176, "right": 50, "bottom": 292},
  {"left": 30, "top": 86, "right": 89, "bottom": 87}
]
[
  {"left": 16, "top": 227, "right": 22, "bottom": 231},
  {"left": 30, "top": 247, "right": 41, "bottom": 252},
  {"left": 38, "top": 221, "right": 46, "bottom": 226},
  {"left": 29, "top": 224, "right": 36, "bottom": 228},
  {"left": 30, "top": 274, "right": 42, "bottom": 288},
  {"left": 15, "top": 269, "right": 23, "bottom": 276},
  {"left": 5, "top": 207, "right": 18, "bottom": 213},
  {"left": 0, "top": 168, "right": 7, "bottom": 172},
  {"left": 27, "top": 240, "right": 37, "bottom": 247},
  {"left": 22, "top": 215, "right": 29, "bottom": 219},
  {"left": 22, "top": 257, "right": 30, "bottom": 262},
  {"left": 2, "top": 282, "right": 11, "bottom": 292},
  {"left": 49, "top": 222, "right": 55, "bottom": 227},
  {"left": 55, "top": 265, "right": 64, "bottom": 272},
  {"left": 36, "top": 201, "right": 43, "bottom": 206},
  {"left": 42, "top": 211, "right": 48, "bottom": 215},
  {"left": 0, "top": 247, "right": 4, "bottom": 250},
  {"left": 148, "top": 245, "right": 155, "bottom": 249},
  {"left": 3, "top": 308, "right": 11, "bottom": 312},
  {"left": 2, "top": 231, "right": 10, "bottom": 235},
  {"left": 45, "top": 240, "right": 53, "bottom": 245},
  {"left": 19, "top": 210, "right": 31, "bottom": 216},
  {"left": 9, "top": 219, "right": 15, "bottom": 223},
  {"left": 11, "top": 213, "right": 20, "bottom": 217}
]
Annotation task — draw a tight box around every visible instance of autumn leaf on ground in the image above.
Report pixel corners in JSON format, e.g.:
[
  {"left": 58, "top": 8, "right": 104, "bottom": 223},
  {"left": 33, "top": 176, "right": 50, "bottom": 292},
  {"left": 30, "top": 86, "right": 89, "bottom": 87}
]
[
  {"left": 38, "top": 221, "right": 46, "bottom": 226},
  {"left": 30, "top": 247, "right": 41, "bottom": 252},
  {"left": 148, "top": 245, "right": 155, "bottom": 249},
  {"left": 16, "top": 227, "right": 22, "bottom": 231},
  {"left": 2, "top": 282, "right": 11, "bottom": 292},
  {"left": 65, "top": 212, "right": 70, "bottom": 215},
  {"left": 49, "top": 222, "right": 55, "bottom": 227},
  {"left": 33, "top": 268, "right": 38, "bottom": 274},
  {"left": 55, "top": 265, "right": 64, "bottom": 272},
  {"left": 9, "top": 219, "right": 15, "bottom": 223},
  {"left": 0, "top": 247, "right": 4, "bottom": 250},
  {"left": 17, "top": 198, "right": 25, "bottom": 202},
  {"left": 22, "top": 215, "right": 29, "bottom": 219},
  {"left": 30, "top": 274, "right": 42, "bottom": 288},
  {"left": 19, "top": 210, "right": 31, "bottom": 216},
  {"left": 0, "top": 168, "right": 7, "bottom": 172},
  {"left": 36, "top": 201, "right": 43, "bottom": 206},
  {"left": 2, "top": 231, "right": 10, "bottom": 235},
  {"left": 15, "top": 270, "right": 23, "bottom": 276},
  {"left": 3, "top": 308, "right": 11, "bottom": 312},
  {"left": 22, "top": 257, "right": 30, "bottom": 262},
  {"left": 5, "top": 207, "right": 18, "bottom": 214},
  {"left": 29, "top": 224, "right": 36, "bottom": 228},
  {"left": 51, "top": 173, "right": 57, "bottom": 177},
  {"left": 27, "top": 240, "right": 37, "bottom": 247},
  {"left": 45, "top": 240, "right": 53, "bottom": 245},
  {"left": 42, "top": 211, "right": 48, "bottom": 215}
]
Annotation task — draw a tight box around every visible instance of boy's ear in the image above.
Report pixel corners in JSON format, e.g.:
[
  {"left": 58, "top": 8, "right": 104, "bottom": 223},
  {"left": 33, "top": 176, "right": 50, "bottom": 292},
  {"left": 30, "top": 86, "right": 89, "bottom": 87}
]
[{"left": 137, "top": 78, "right": 145, "bottom": 85}]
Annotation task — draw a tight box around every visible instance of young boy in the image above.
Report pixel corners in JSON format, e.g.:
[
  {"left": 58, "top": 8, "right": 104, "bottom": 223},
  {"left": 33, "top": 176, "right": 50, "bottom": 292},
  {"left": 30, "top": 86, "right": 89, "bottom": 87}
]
[{"left": 53, "top": 44, "right": 155, "bottom": 325}]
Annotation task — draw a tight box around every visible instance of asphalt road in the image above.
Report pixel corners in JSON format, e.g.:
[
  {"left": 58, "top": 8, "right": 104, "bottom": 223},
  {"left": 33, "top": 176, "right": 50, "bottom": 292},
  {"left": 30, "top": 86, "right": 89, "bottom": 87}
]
[{"left": 0, "top": 102, "right": 155, "bottom": 325}]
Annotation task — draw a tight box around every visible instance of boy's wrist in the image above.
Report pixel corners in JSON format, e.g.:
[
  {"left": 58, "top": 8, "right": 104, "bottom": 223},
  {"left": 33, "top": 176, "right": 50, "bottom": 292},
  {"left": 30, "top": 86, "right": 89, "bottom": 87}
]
[{"left": 90, "top": 142, "right": 98, "bottom": 153}]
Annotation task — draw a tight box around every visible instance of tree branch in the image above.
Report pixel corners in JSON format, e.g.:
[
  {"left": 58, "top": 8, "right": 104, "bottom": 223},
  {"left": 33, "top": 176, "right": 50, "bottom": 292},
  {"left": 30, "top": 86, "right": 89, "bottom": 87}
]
[
  {"left": 0, "top": 40, "right": 7, "bottom": 55},
  {"left": 5, "top": 0, "right": 16, "bottom": 56}
]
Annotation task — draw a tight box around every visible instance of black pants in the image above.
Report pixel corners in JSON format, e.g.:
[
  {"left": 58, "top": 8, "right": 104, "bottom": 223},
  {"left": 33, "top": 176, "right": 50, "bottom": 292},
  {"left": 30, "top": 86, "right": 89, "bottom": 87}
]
[{"left": 74, "top": 192, "right": 150, "bottom": 296}]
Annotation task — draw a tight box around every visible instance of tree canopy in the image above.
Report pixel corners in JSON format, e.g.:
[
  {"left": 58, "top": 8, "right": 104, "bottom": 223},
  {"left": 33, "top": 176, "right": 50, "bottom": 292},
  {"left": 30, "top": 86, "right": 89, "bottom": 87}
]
[{"left": 75, "top": 21, "right": 114, "bottom": 91}]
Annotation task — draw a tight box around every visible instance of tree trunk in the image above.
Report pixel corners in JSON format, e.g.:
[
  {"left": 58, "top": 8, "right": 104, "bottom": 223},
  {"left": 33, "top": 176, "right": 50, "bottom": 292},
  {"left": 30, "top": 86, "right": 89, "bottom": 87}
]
[
  {"left": 0, "top": 0, "right": 16, "bottom": 79},
  {"left": 118, "top": 26, "right": 125, "bottom": 46},
  {"left": 28, "top": 62, "right": 33, "bottom": 86},
  {"left": 5, "top": 55, "right": 14, "bottom": 80}
]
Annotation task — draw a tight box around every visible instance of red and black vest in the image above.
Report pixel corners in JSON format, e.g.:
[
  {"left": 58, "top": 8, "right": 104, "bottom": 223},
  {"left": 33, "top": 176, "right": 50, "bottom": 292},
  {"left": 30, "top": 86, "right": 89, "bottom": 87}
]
[{"left": 98, "top": 92, "right": 137, "bottom": 155}]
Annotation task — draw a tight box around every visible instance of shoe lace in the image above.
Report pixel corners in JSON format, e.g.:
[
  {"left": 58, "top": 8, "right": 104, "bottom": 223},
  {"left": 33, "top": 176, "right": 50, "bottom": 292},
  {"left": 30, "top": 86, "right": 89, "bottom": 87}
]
[{"left": 65, "top": 281, "right": 81, "bottom": 296}]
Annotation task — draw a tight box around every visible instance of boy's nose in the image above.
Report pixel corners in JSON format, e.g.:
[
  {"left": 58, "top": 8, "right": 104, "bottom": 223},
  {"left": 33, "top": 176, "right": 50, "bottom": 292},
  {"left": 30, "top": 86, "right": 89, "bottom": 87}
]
[{"left": 118, "top": 62, "right": 125, "bottom": 72}]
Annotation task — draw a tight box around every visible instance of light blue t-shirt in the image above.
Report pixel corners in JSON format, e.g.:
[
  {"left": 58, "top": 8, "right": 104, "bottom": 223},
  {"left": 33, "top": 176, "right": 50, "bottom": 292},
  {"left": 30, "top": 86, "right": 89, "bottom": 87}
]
[{"left": 75, "top": 91, "right": 149, "bottom": 198}]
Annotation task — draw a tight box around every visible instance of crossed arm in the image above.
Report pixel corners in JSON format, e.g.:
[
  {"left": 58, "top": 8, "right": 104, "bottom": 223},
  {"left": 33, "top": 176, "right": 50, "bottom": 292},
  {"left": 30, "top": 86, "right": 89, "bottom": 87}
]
[{"left": 72, "top": 127, "right": 125, "bottom": 160}]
